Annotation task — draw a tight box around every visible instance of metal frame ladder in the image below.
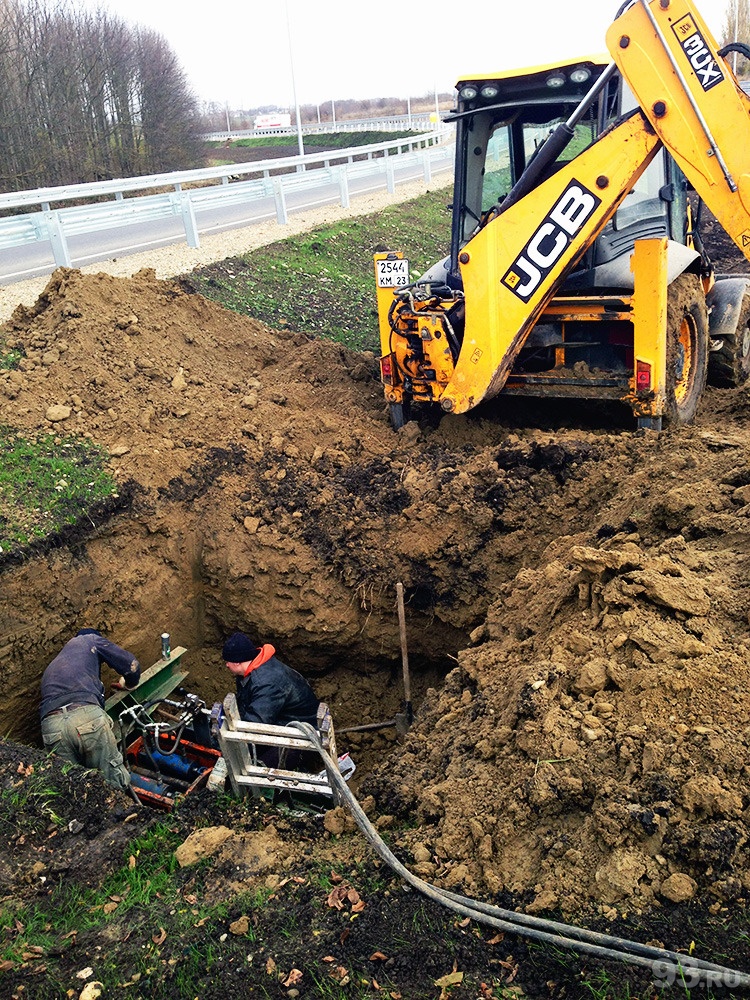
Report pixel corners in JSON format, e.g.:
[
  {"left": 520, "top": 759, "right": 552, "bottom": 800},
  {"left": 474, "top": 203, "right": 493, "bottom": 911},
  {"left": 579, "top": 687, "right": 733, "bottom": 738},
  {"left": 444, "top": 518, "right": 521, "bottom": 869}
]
[{"left": 217, "top": 696, "right": 341, "bottom": 803}]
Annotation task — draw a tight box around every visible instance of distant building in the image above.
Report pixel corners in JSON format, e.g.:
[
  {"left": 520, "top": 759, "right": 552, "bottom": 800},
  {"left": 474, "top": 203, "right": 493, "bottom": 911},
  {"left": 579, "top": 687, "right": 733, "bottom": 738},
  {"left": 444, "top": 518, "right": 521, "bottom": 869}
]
[{"left": 254, "top": 113, "right": 292, "bottom": 129}]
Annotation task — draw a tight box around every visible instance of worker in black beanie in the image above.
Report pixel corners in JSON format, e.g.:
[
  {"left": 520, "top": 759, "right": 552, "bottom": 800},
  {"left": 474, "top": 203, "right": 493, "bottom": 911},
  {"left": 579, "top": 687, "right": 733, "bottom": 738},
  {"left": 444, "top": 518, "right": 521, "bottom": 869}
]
[{"left": 221, "top": 631, "right": 319, "bottom": 731}]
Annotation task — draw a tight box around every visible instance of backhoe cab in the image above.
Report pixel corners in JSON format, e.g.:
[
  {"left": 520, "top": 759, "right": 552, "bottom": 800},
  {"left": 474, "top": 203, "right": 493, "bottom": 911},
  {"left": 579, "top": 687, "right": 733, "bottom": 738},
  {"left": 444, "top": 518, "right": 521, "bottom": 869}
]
[{"left": 375, "top": 0, "right": 750, "bottom": 430}]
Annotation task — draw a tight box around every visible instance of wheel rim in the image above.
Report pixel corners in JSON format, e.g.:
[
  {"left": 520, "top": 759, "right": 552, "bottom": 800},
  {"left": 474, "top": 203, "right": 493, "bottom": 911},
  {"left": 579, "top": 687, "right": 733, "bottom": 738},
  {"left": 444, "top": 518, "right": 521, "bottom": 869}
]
[{"left": 672, "top": 313, "right": 696, "bottom": 407}]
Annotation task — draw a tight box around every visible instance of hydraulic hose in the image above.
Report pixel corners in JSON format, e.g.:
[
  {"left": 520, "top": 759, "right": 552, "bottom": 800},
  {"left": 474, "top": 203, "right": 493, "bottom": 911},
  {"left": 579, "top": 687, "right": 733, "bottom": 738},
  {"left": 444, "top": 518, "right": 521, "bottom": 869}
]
[{"left": 291, "top": 722, "right": 750, "bottom": 989}]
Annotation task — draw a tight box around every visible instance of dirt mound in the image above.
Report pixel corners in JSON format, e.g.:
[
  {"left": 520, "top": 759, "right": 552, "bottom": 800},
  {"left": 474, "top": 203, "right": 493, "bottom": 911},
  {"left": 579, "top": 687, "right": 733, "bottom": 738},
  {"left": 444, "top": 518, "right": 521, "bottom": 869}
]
[{"left": 3, "top": 257, "right": 750, "bottom": 919}]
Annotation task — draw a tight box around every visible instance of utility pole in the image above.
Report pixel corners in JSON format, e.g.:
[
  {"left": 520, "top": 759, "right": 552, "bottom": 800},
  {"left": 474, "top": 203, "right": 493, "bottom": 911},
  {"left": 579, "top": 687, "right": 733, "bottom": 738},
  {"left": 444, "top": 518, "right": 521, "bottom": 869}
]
[
  {"left": 284, "top": 0, "right": 305, "bottom": 159},
  {"left": 735, "top": 0, "right": 740, "bottom": 75}
]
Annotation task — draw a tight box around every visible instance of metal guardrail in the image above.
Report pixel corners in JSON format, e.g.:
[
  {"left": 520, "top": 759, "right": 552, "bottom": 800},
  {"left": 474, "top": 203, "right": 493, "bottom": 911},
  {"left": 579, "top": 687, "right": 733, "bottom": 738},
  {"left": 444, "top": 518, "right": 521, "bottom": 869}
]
[
  {"left": 204, "top": 113, "right": 438, "bottom": 141},
  {"left": 0, "top": 129, "right": 454, "bottom": 267}
]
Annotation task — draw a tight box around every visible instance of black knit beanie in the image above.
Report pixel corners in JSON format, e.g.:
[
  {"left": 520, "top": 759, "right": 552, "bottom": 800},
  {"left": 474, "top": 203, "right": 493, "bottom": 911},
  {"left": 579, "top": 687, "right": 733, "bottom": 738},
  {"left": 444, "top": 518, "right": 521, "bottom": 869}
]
[{"left": 222, "top": 631, "right": 259, "bottom": 662}]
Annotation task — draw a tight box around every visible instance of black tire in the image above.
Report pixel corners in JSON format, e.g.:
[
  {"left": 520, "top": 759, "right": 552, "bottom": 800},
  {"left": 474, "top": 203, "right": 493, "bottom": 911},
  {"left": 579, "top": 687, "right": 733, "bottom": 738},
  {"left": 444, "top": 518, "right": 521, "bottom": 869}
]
[
  {"left": 389, "top": 397, "right": 412, "bottom": 430},
  {"left": 664, "top": 274, "right": 709, "bottom": 426},
  {"left": 707, "top": 291, "right": 750, "bottom": 388}
]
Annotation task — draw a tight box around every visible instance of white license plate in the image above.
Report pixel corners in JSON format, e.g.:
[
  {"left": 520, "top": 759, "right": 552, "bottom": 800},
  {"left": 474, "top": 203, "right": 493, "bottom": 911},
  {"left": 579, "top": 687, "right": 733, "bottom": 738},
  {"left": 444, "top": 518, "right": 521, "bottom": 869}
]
[{"left": 376, "top": 258, "right": 410, "bottom": 288}]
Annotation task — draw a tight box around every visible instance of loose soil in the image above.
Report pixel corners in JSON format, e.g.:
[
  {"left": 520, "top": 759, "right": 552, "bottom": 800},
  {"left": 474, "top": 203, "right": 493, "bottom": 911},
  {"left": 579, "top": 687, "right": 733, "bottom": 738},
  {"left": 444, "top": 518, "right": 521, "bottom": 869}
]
[{"left": 3, "top": 204, "right": 750, "bottom": 998}]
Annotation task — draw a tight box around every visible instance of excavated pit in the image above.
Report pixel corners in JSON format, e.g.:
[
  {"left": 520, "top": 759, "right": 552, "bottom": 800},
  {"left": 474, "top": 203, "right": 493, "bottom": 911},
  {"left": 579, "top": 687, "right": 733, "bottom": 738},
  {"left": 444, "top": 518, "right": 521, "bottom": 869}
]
[{"left": 4, "top": 237, "right": 750, "bottom": 917}]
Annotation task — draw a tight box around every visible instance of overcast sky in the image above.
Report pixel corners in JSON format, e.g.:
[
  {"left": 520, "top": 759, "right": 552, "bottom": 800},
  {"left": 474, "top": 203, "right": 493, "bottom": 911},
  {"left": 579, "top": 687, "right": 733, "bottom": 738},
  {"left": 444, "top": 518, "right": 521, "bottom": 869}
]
[{"left": 75, "top": 0, "right": 734, "bottom": 110}]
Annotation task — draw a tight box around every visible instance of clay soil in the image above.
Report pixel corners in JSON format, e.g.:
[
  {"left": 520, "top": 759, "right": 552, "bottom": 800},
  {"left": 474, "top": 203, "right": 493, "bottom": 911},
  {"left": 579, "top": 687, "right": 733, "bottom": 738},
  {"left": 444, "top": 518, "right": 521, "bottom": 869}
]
[{"left": 3, "top": 206, "right": 750, "bottom": 997}]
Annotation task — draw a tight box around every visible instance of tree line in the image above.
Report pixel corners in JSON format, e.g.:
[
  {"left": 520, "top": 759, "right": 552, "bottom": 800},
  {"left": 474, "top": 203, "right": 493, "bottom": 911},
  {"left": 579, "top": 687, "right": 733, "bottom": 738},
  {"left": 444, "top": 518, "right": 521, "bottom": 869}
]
[
  {"left": 199, "top": 93, "right": 451, "bottom": 134},
  {"left": 0, "top": 0, "right": 203, "bottom": 194}
]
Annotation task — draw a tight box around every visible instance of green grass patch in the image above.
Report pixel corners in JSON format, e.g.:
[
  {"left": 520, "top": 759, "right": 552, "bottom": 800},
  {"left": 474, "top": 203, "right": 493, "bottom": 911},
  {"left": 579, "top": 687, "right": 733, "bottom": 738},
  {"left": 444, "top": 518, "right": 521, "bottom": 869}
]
[
  {"left": 206, "top": 129, "right": 423, "bottom": 152},
  {"left": 0, "top": 427, "right": 118, "bottom": 558},
  {"left": 0, "top": 348, "right": 22, "bottom": 370},
  {"left": 0, "top": 823, "right": 275, "bottom": 994},
  {"left": 184, "top": 187, "right": 452, "bottom": 351},
  {"left": 0, "top": 766, "right": 64, "bottom": 840}
]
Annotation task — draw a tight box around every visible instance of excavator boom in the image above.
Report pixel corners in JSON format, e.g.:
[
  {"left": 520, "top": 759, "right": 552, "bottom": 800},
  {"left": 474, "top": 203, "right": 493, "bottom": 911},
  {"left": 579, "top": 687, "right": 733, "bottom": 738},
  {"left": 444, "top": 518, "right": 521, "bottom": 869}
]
[{"left": 608, "top": 0, "right": 750, "bottom": 260}]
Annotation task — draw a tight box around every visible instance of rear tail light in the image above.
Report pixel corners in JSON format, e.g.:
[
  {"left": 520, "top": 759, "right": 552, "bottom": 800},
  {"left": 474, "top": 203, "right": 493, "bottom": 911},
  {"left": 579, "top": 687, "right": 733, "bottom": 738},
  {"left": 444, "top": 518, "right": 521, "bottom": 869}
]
[
  {"left": 636, "top": 360, "right": 652, "bottom": 390},
  {"left": 380, "top": 355, "right": 394, "bottom": 385}
]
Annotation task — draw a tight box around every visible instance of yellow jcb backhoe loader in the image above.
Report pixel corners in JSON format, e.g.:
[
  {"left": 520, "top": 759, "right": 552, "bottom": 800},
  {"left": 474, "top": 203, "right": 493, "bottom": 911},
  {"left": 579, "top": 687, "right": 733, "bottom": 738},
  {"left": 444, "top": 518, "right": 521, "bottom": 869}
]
[{"left": 374, "top": 0, "right": 750, "bottom": 430}]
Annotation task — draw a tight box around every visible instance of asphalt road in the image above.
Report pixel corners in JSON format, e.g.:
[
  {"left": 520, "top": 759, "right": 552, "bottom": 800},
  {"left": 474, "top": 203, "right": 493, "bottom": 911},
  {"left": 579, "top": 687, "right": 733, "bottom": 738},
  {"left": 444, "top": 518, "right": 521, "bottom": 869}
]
[{"left": 0, "top": 160, "right": 451, "bottom": 287}]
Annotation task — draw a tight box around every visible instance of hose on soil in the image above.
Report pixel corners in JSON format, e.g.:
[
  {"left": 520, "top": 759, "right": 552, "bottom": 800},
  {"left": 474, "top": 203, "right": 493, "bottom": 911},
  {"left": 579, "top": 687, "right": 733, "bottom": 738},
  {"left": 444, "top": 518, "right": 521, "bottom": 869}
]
[{"left": 292, "top": 722, "right": 750, "bottom": 989}]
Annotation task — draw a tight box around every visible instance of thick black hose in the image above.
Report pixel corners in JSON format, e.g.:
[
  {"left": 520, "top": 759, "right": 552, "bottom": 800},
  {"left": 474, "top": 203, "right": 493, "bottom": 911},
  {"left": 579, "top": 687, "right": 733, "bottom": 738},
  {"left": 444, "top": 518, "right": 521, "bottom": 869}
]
[{"left": 291, "top": 722, "right": 750, "bottom": 988}]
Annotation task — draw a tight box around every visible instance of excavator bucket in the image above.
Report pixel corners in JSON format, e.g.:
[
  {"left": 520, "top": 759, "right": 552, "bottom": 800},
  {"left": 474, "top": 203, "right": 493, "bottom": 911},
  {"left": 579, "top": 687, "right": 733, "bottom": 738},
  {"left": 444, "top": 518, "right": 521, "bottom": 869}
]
[{"left": 607, "top": 0, "right": 750, "bottom": 264}]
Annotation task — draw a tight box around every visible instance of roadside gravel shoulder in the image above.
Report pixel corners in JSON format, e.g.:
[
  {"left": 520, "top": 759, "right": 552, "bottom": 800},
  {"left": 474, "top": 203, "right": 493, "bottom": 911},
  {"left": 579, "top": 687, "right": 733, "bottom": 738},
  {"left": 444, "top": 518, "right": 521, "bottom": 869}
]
[{"left": 0, "top": 176, "right": 450, "bottom": 323}]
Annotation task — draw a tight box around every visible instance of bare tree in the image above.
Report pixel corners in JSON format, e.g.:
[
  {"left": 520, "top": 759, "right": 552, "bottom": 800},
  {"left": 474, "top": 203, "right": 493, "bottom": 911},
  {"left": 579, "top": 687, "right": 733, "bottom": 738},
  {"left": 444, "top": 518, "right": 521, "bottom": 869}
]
[
  {"left": 135, "top": 27, "right": 203, "bottom": 173},
  {"left": 0, "top": 0, "right": 202, "bottom": 192}
]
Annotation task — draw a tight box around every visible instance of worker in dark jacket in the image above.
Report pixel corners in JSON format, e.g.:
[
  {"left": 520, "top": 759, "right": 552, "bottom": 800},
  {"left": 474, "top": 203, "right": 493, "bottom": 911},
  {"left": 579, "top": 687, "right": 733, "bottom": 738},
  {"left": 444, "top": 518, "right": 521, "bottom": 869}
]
[
  {"left": 222, "top": 631, "right": 319, "bottom": 726},
  {"left": 222, "top": 631, "right": 319, "bottom": 767},
  {"left": 40, "top": 629, "right": 141, "bottom": 791}
]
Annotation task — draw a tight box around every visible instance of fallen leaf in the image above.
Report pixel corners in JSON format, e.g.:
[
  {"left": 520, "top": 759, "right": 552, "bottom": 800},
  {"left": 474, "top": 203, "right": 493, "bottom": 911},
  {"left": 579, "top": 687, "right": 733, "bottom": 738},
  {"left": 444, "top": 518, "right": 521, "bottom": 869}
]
[
  {"left": 79, "top": 982, "right": 103, "bottom": 1000},
  {"left": 17, "top": 762, "right": 34, "bottom": 777},
  {"left": 283, "top": 969, "right": 303, "bottom": 987},
  {"left": 434, "top": 971, "right": 464, "bottom": 988},
  {"left": 193, "top": 917, "right": 209, "bottom": 927},
  {"left": 339, "top": 927, "right": 350, "bottom": 945},
  {"left": 128, "top": 855, "right": 136, "bottom": 869},
  {"left": 327, "top": 885, "right": 349, "bottom": 910},
  {"left": 229, "top": 915, "right": 250, "bottom": 936},
  {"left": 497, "top": 957, "right": 519, "bottom": 983},
  {"left": 152, "top": 927, "right": 167, "bottom": 945},
  {"left": 102, "top": 902, "right": 118, "bottom": 915},
  {"left": 322, "top": 955, "right": 336, "bottom": 963},
  {"left": 184, "top": 893, "right": 197, "bottom": 904},
  {"left": 347, "top": 888, "right": 361, "bottom": 905},
  {"left": 330, "top": 870, "right": 343, "bottom": 883},
  {"left": 265, "top": 957, "right": 277, "bottom": 975},
  {"left": 370, "top": 951, "right": 389, "bottom": 961},
  {"left": 0, "top": 960, "right": 14, "bottom": 972},
  {"left": 351, "top": 899, "right": 366, "bottom": 913},
  {"left": 487, "top": 932, "right": 504, "bottom": 945},
  {"left": 458, "top": 917, "right": 471, "bottom": 927},
  {"left": 76, "top": 967, "right": 94, "bottom": 980}
]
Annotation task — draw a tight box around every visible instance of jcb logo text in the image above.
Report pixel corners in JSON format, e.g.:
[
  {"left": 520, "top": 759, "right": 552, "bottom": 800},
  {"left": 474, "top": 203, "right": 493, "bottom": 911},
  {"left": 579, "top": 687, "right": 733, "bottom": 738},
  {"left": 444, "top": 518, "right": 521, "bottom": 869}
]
[
  {"left": 502, "top": 180, "right": 601, "bottom": 302},
  {"left": 673, "top": 15, "right": 723, "bottom": 91}
]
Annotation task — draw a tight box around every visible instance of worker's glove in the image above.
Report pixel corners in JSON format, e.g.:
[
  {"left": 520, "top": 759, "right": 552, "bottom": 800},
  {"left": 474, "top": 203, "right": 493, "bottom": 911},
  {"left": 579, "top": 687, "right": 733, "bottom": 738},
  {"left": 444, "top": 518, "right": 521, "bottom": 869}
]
[{"left": 110, "top": 676, "right": 128, "bottom": 691}]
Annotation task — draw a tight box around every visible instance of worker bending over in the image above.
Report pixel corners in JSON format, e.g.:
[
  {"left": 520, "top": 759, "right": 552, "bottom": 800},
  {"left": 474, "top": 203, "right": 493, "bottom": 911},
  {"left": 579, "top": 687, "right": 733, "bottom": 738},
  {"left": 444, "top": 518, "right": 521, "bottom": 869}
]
[{"left": 40, "top": 629, "right": 141, "bottom": 791}]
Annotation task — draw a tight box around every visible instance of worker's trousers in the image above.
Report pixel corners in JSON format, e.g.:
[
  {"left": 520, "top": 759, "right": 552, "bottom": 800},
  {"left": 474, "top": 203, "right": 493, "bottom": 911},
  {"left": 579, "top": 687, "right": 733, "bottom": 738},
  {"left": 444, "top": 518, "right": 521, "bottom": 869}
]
[{"left": 41, "top": 704, "right": 131, "bottom": 791}]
